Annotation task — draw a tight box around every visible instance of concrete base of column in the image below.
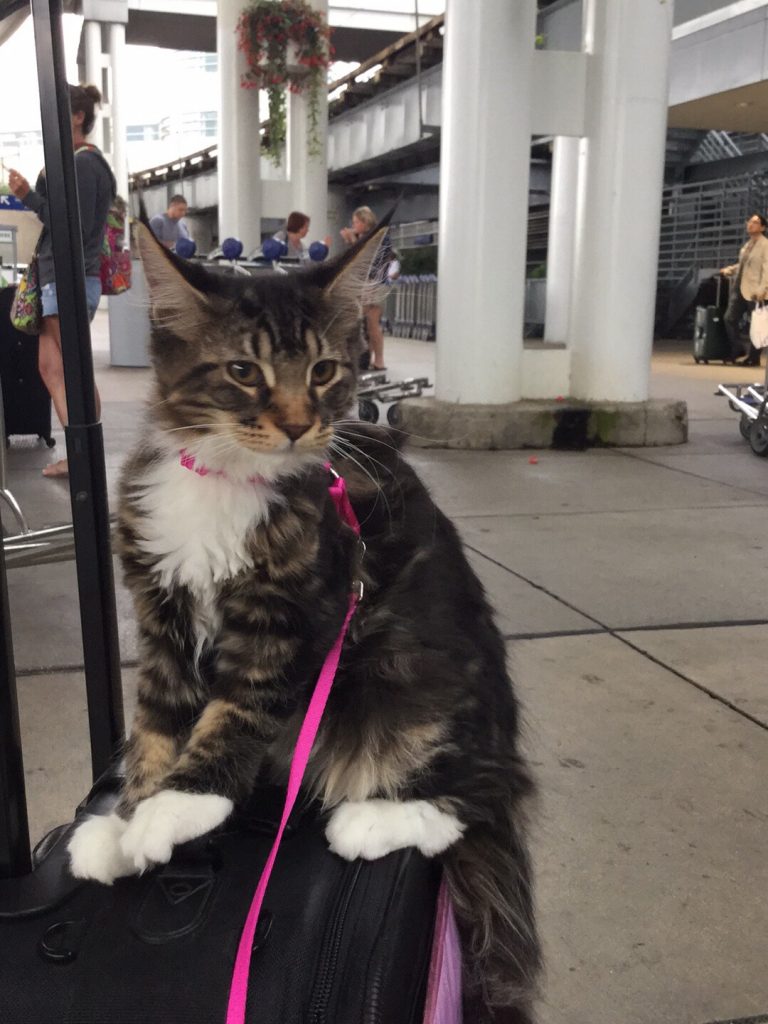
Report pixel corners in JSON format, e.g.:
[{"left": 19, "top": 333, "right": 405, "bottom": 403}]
[{"left": 393, "top": 397, "right": 688, "bottom": 450}]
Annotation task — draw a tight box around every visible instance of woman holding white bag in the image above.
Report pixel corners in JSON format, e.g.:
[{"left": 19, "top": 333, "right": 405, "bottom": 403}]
[{"left": 720, "top": 213, "right": 768, "bottom": 366}]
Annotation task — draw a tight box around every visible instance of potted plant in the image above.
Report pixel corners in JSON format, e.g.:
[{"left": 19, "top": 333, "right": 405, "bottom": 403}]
[{"left": 237, "top": 0, "right": 333, "bottom": 165}]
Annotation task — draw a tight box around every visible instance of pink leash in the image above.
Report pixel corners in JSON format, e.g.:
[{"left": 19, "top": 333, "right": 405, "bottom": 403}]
[{"left": 225, "top": 468, "right": 361, "bottom": 1024}]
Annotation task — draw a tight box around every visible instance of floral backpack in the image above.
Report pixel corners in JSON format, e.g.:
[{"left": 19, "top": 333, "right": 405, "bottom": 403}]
[
  {"left": 75, "top": 145, "right": 132, "bottom": 296},
  {"left": 100, "top": 195, "right": 131, "bottom": 296}
]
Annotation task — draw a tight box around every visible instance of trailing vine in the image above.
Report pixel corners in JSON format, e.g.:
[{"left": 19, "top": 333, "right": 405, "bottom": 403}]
[{"left": 237, "top": 0, "right": 333, "bottom": 165}]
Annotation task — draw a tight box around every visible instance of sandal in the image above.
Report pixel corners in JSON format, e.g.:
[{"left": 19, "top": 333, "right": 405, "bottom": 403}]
[
  {"left": 42, "top": 459, "right": 69, "bottom": 479},
  {"left": 370, "top": 364, "right": 387, "bottom": 372}
]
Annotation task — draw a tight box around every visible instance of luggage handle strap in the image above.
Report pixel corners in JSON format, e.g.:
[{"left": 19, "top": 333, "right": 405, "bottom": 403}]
[{"left": 225, "top": 467, "right": 361, "bottom": 1024}]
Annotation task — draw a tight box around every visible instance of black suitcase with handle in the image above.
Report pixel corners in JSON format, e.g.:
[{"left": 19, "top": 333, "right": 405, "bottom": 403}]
[
  {"left": 0, "top": 287, "right": 55, "bottom": 447},
  {"left": 693, "top": 275, "right": 731, "bottom": 364},
  {"left": 0, "top": 780, "right": 440, "bottom": 1024}
]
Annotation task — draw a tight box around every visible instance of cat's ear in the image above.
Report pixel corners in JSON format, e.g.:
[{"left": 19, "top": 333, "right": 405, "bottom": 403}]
[
  {"left": 314, "top": 207, "right": 396, "bottom": 310},
  {"left": 134, "top": 221, "right": 212, "bottom": 338},
  {"left": 321, "top": 226, "right": 387, "bottom": 304}
]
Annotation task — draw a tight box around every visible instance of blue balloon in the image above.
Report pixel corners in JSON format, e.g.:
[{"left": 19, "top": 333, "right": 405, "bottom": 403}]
[
  {"left": 175, "top": 237, "right": 196, "bottom": 259},
  {"left": 262, "top": 237, "right": 287, "bottom": 261},
  {"left": 221, "top": 237, "right": 243, "bottom": 260},
  {"left": 308, "top": 241, "right": 329, "bottom": 262}
]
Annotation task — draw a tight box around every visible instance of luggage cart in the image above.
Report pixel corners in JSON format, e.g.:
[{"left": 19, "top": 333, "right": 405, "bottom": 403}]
[
  {"left": 716, "top": 361, "right": 768, "bottom": 455},
  {"left": 357, "top": 370, "right": 433, "bottom": 425}
]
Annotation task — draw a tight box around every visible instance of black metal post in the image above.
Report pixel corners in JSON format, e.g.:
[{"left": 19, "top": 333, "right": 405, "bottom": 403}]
[
  {"left": 0, "top": 518, "right": 31, "bottom": 879},
  {"left": 30, "top": 0, "right": 125, "bottom": 780}
]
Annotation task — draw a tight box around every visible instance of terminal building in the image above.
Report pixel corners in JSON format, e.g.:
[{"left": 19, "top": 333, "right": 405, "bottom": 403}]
[{"left": 3, "top": 0, "right": 768, "bottom": 446}]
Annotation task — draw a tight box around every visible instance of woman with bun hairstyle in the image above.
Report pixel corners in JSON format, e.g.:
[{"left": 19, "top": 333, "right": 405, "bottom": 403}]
[{"left": 7, "top": 83, "right": 115, "bottom": 478}]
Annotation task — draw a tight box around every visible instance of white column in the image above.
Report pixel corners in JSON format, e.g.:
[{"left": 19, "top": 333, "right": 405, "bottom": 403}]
[
  {"left": 289, "top": 0, "right": 329, "bottom": 242},
  {"left": 544, "top": 135, "right": 579, "bottom": 343},
  {"left": 107, "top": 23, "right": 128, "bottom": 200},
  {"left": 83, "top": 20, "right": 104, "bottom": 151},
  {"left": 217, "top": 0, "right": 262, "bottom": 252},
  {"left": 569, "top": 0, "right": 674, "bottom": 401},
  {"left": 435, "top": 0, "right": 535, "bottom": 404}
]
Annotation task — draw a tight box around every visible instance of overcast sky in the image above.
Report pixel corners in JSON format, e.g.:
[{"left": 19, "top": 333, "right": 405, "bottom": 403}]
[{"left": 0, "top": 15, "right": 83, "bottom": 134}]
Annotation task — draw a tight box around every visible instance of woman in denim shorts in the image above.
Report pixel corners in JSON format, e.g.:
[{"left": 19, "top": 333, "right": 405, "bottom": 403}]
[{"left": 8, "top": 83, "right": 115, "bottom": 477}]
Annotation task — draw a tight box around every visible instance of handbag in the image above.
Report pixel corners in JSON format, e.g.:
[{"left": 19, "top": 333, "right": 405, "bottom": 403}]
[
  {"left": 9, "top": 255, "right": 41, "bottom": 336},
  {"left": 99, "top": 199, "right": 132, "bottom": 295},
  {"left": 750, "top": 302, "right": 768, "bottom": 350},
  {"left": 75, "top": 146, "right": 132, "bottom": 296}
]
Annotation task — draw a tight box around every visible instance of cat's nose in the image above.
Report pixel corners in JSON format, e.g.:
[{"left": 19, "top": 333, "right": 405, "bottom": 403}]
[{"left": 281, "top": 422, "right": 312, "bottom": 442}]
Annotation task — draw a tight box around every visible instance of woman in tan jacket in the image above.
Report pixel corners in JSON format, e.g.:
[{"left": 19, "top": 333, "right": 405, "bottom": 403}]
[{"left": 720, "top": 213, "right": 768, "bottom": 366}]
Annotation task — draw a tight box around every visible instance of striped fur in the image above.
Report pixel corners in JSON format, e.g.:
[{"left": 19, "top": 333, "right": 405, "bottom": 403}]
[{"left": 69, "top": 224, "right": 541, "bottom": 1020}]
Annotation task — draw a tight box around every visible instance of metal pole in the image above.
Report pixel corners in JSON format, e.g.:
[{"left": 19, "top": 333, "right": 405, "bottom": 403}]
[
  {"left": 414, "top": 0, "right": 424, "bottom": 138},
  {"left": 0, "top": 514, "right": 30, "bottom": 878},
  {"left": 30, "top": 0, "right": 125, "bottom": 781}
]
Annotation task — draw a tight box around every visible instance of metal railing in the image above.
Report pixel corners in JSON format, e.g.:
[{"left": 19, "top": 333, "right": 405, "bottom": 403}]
[
  {"left": 658, "top": 172, "right": 768, "bottom": 286},
  {"left": 691, "top": 130, "right": 768, "bottom": 164},
  {"left": 382, "top": 275, "right": 438, "bottom": 340},
  {"left": 388, "top": 220, "right": 437, "bottom": 250}
]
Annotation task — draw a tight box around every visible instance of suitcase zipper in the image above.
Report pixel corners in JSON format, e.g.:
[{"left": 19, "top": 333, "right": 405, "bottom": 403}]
[{"left": 307, "top": 859, "right": 363, "bottom": 1023}]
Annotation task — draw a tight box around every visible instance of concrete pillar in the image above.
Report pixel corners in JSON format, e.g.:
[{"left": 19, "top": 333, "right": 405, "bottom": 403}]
[
  {"left": 289, "top": 0, "right": 329, "bottom": 242},
  {"left": 107, "top": 23, "right": 128, "bottom": 200},
  {"left": 435, "top": 0, "right": 535, "bottom": 404},
  {"left": 83, "top": 20, "right": 104, "bottom": 151},
  {"left": 544, "top": 135, "right": 579, "bottom": 344},
  {"left": 217, "top": 0, "right": 262, "bottom": 252},
  {"left": 569, "top": 0, "right": 674, "bottom": 401}
]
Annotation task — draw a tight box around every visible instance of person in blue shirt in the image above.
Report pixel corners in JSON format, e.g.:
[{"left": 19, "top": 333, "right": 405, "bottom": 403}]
[{"left": 149, "top": 195, "right": 191, "bottom": 251}]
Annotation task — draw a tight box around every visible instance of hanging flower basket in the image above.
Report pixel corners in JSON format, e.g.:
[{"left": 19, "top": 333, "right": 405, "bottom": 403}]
[{"left": 237, "top": 0, "right": 334, "bottom": 166}]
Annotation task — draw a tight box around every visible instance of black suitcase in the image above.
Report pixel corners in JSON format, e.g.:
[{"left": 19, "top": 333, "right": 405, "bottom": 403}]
[
  {"left": 0, "top": 781, "right": 440, "bottom": 1024},
  {"left": 693, "top": 276, "right": 730, "bottom": 364},
  {"left": 0, "top": 286, "right": 55, "bottom": 447}
]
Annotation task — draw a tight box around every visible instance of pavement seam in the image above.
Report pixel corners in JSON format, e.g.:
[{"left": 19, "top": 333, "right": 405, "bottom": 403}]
[
  {"left": 504, "top": 618, "right": 768, "bottom": 640},
  {"left": 615, "top": 633, "right": 768, "bottom": 733},
  {"left": 454, "top": 501, "right": 768, "bottom": 520},
  {"left": 15, "top": 659, "right": 138, "bottom": 679},
  {"left": 701, "top": 1017, "right": 768, "bottom": 1024},
  {"left": 610, "top": 446, "right": 768, "bottom": 502},
  {"left": 467, "top": 544, "right": 768, "bottom": 733}
]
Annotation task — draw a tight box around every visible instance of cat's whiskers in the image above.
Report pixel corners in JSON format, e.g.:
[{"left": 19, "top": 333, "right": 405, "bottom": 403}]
[
  {"left": 327, "top": 437, "right": 393, "bottom": 527},
  {"left": 332, "top": 429, "right": 399, "bottom": 472},
  {"left": 335, "top": 417, "right": 460, "bottom": 449},
  {"left": 332, "top": 428, "right": 408, "bottom": 515},
  {"left": 157, "top": 423, "right": 221, "bottom": 436}
]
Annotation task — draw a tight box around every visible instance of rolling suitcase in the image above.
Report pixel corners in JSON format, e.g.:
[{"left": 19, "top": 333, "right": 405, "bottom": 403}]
[
  {"left": 0, "top": 8, "right": 454, "bottom": 1024},
  {"left": 693, "top": 275, "right": 730, "bottom": 364},
  {"left": 0, "top": 781, "right": 443, "bottom": 1024},
  {"left": 0, "top": 286, "right": 55, "bottom": 447}
]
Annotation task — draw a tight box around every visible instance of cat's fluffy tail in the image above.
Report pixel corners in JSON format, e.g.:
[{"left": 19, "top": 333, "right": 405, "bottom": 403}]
[{"left": 441, "top": 810, "right": 541, "bottom": 1023}]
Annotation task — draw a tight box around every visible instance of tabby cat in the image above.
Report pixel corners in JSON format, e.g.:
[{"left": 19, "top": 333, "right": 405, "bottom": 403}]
[{"left": 68, "top": 221, "right": 541, "bottom": 1022}]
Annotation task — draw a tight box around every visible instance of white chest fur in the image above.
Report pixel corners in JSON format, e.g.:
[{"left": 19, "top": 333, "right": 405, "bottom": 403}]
[{"left": 134, "top": 458, "right": 276, "bottom": 606}]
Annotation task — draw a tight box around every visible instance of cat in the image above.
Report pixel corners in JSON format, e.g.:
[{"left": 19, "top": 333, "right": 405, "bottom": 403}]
[{"left": 68, "top": 220, "right": 541, "bottom": 1022}]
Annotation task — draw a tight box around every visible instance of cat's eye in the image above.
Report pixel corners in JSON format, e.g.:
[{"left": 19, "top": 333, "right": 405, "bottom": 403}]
[
  {"left": 228, "top": 361, "right": 265, "bottom": 387},
  {"left": 310, "top": 360, "right": 337, "bottom": 386}
]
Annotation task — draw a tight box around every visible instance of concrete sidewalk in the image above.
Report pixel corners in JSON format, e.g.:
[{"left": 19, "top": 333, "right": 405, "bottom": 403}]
[{"left": 5, "top": 320, "right": 767, "bottom": 1024}]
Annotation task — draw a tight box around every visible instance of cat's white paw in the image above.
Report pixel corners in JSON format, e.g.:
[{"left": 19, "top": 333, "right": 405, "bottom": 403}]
[
  {"left": 326, "top": 799, "right": 465, "bottom": 861},
  {"left": 119, "top": 790, "right": 233, "bottom": 872},
  {"left": 68, "top": 812, "right": 135, "bottom": 885}
]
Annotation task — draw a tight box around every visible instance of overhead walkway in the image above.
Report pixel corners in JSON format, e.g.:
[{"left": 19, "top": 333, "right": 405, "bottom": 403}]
[{"left": 130, "top": 13, "right": 445, "bottom": 203}]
